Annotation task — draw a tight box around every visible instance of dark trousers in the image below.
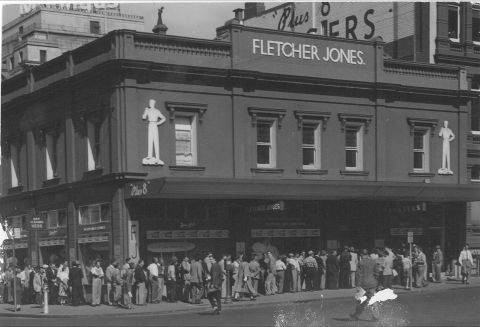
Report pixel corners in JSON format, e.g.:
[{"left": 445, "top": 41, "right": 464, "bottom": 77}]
[
  {"left": 305, "top": 268, "right": 315, "bottom": 291},
  {"left": 207, "top": 290, "right": 222, "bottom": 311},
  {"left": 191, "top": 282, "right": 203, "bottom": 303},
  {"left": 167, "top": 280, "right": 177, "bottom": 302}
]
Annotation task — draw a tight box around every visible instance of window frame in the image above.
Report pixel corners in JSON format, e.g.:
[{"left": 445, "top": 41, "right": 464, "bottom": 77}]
[
  {"left": 344, "top": 124, "right": 364, "bottom": 171},
  {"left": 256, "top": 118, "right": 277, "bottom": 169},
  {"left": 301, "top": 121, "right": 322, "bottom": 170},
  {"left": 10, "top": 142, "right": 21, "bottom": 188},
  {"left": 406, "top": 118, "right": 437, "bottom": 175},
  {"left": 78, "top": 203, "right": 111, "bottom": 225},
  {"left": 473, "top": 7, "right": 480, "bottom": 45},
  {"left": 412, "top": 128, "right": 430, "bottom": 173},
  {"left": 45, "top": 131, "right": 59, "bottom": 180},
  {"left": 39, "top": 49, "right": 47, "bottom": 64},
  {"left": 471, "top": 165, "right": 480, "bottom": 182},
  {"left": 86, "top": 119, "right": 102, "bottom": 171},
  {"left": 174, "top": 114, "right": 198, "bottom": 166},
  {"left": 41, "top": 209, "right": 67, "bottom": 229},
  {"left": 448, "top": 4, "right": 460, "bottom": 42}
]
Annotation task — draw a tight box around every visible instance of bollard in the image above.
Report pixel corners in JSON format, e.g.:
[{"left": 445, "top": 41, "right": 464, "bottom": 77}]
[{"left": 44, "top": 290, "right": 49, "bottom": 314}]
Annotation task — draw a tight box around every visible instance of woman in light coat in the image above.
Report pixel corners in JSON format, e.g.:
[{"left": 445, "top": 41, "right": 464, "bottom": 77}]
[
  {"left": 459, "top": 244, "right": 474, "bottom": 284},
  {"left": 232, "top": 254, "right": 256, "bottom": 301},
  {"left": 90, "top": 260, "right": 104, "bottom": 306}
]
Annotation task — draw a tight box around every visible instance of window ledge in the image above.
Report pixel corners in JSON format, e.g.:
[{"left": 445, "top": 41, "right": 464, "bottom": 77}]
[
  {"left": 340, "top": 170, "right": 369, "bottom": 176},
  {"left": 42, "top": 177, "right": 60, "bottom": 188},
  {"left": 169, "top": 165, "right": 205, "bottom": 171},
  {"left": 83, "top": 168, "right": 103, "bottom": 180},
  {"left": 251, "top": 168, "right": 284, "bottom": 174},
  {"left": 408, "top": 172, "right": 435, "bottom": 177},
  {"left": 297, "top": 169, "right": 328, "bottom": 175},
  {"left": 8, "top": 185, "right": 24, "bottom": 194}
]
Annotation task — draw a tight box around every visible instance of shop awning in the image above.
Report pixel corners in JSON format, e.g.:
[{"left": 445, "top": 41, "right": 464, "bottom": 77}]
[{"left": 125, "top": 178, "right": 480, "bottom": 202}]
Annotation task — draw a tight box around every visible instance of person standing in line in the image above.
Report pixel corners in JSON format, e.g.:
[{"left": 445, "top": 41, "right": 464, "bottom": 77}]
[
  {"left": 249, "top": 254, "right": 261, "bottom": 295},
  {"left": 105, "top": 259, "right": 115, "bottom": 305},
  {"left": 45, "top": 263, "right": 58, "bottom": 305},
  {"left": 287, "top": 253, "right": 299, "bottom": 293},
  {"left": 293, "top": 253, "right": 302, "bottom": 292},
  {"left": 181, "top": 257, "right": 192, "bottom": 303},
  {"left": 33, "top": 266, "right": 44, "bottom": 305},
  {"left": 349, "top": 247, "right": 359, "bottom": 289},
  {"left": 112, "top": 262, "right": 123, "bottom": 306},
  {"left": 326, "top": 250, "right": 340, "bottom": 290},
  {"left": 57, "top": 264, "right": 69, "bottom": 305},
  {"left": 69, "top": 261, "right": 84, "bottom": 306},
  {"left": 166, "top": 257, "right": 177, "bottom": 302},
  {"left": 298, "top": 251, "right": 306, "bottom": 291},
  {"left": 402, "top": 253, "right": 412, "bottom": 290},
  {"left": 90, "top": 260, "right": 104, "bottom": 306},
  {"left": 458, "top": 244, "right": 474, "bottom": 284},
  {"left": 206, "top": 255, "right": 223, "bottom": 315},
  {"left": 382, "top": 250, "right": 394, "bottom": 289},
  {"left": 339, "top": 247, "right": 352, "bottom": 289},
  {"left": 414, "top": 247, "right": 427, "bottom": 288},
  {"left": 432, "top": 245, "right": 444, "bottom": 283},
  {"left": 147, "top": 257, "right": 161, "bottom": 303},
  {"left": 319, "top": 250, "right": 327, "bottom": 290},
  {"left": 190, "top": 254, "right": 204, "bottom": 304},
  {"left": 134, "top": 260, "right": 147, "bottom": 305},
  {"left": 349, "top": 249, "right": 380, "bottom": 322},
  {"left": 12, "top": 268, "right": 23, "bottom": 311},
  {"left": 158, "top": 258, "right": 165, "bottom": 302},
  {"left": 274, "top": 255, "right": 287, "bottom": 294},
  {"left": 121, "top": 262, "right": 135, "bottom": 309},
  {"left": 22, "top": 264, "right": 32, "bottom": 304},
  {"left": 122, "top": 258, "right": 131, "bottom": 271},
  {"left": 28, "top": 265, "right": 35, "bottom": 305},
  {"left": 314, "top": 250, "right": 325, "bottom": 291},
  {"left": 303, "top": 251, "right": 318, "bottom": 291}
]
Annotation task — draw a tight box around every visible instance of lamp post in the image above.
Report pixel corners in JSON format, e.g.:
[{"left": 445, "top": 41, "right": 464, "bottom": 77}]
[{"left": 1, "top": 216, "right": 17, "bottom": 311}]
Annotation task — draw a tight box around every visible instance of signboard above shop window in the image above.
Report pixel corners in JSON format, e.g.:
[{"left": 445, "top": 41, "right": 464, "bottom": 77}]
[{"left": 146, "top": 229, "right": 229, "bottom": 240}]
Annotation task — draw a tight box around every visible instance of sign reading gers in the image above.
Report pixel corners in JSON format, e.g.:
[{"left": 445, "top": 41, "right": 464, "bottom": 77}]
[{"left": 252, "top": 39, "right": 366, "bottom": 65}]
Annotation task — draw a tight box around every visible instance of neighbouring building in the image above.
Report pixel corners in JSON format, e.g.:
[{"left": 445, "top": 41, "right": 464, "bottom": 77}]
[
  {"left": 1, "top": 9, "right": 479, "bottom": 285},
  {"left": 2, "top": 3, "right": 144, "bottom": 79}
]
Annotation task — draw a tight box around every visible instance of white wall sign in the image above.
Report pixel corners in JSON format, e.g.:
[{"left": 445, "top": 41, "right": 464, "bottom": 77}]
[
  {"left": 146, "top": 229, "right": 229, "bottom": 239},
  {"left": 142, "top": 99, "right": 166, "bottom": 166},
  {"left": 438, "top": 120, "right": 455, "bottom": 175},
  {"left": 128, "top": 220, "right": 139, "bottom": 262}
]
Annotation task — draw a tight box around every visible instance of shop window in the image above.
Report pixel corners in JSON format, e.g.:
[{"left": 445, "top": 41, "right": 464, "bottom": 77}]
[
  {"left": 175, "top": 116, "right": 197, "bottom": 166},
  {"left": 45, "top": 132, "right": 58, "bottom": 180},
  {"left": 90, "top": 20, "right": 101, "bottom": 34},
  {"left": 473, "top": 8, "right": 480, "bottom": 44},
  {"left": 40, "top": 50, "right": 47, "bottom": 64},
  {"left": 256, "top": 120, "right": 277, "bottom": 168},
  {"left": 448, "top": 4, "right": 460, "bottom": 42},
  {"left": 42, "top": 209, "right": 67, "bottom": 229},
  {"left": 413, "top": 129, "right": 429, "bottom": 172},
  {"left": 302, "top": 123, "right": 321, "bottom": 169},
  {"left": 87, "top": 120, "right": 102, "bottom": 171},
  {"left": 7, "top": 215, "right": 26, "bottom": 232},
  {"left": 10, "top": 142, "right": 21, "bottom": 187},
  {"left": 472, "top": 165, "right": 480, "bottom": 181},
  {"left": 79, "top": 203, "right": 111, "bottom": 225},
  {"left": 345, "top": 125, "right": 363, "bottom": 171}
]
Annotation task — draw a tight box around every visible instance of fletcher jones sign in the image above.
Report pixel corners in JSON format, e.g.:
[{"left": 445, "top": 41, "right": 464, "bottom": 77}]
[{"left": 252, "top": 38, "right": 366, "bottom": 65}]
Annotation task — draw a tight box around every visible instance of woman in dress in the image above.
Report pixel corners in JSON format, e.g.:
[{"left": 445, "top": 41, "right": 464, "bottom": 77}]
[
  {"left": 134, "top": 260, "right": 147, "bottom": 305},
  {"left": 56, "top": 265, "right": 69, "bottom": 305},
  {"left": 459, "top": 244, "right": 474, "bottom": 284},
  {"left": 232, "top": 254, "right": 256, "bottom": 301},
  {"left": 90, "top": 260, "right": 104, "bottom": 306},
  {"left": 326, "top": 250, "right": 339, "bottom": 289}
]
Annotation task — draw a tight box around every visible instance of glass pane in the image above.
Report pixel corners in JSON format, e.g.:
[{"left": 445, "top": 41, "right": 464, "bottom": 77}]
[
  {"left": 472, "top": 166, "right": 480, "bottom": 180},
  {"left": 303, "top": 148, "right": 315, "bottom": 166},
  {"left": 257, "top": 145, "right": 270, "bottom": 165},
  {"left": 175, "top": 117, "right": 192, "bottom": 131},
  {"left": 302, "top": 126, "right": 315, "bottom": 145},
  {"left": 80, "top": 207, "right": 89, "bottom": 225},
  {"left": 473, "top": 15, "right": 480, "bottom": 42},
  {"left": 414, "top": 152, "right": 424, "bottom": 169},
  {"left": 58, "top": 209, "right": 67, "bottom": 227},
  {"left": 414, "top": 131, "right": 424, "bottom": 149},
  {"left": 89, "top": 205, "right": 100, "bottom": 224},
  {"left": 346, "top": 150, "right": 357, "bottom": 168},
  {"left": 176, "top": 152, "right": 193, "bottom": 165},
  {"left": 47, "top": 211, "right": 58, "bottom": 228},
  {"left": 448, "top": 7, "right": 458, "bottom": 38},
  {"left": 101, "top": 203, "right": 111, "bottom": 222},
  {"left": 257, "top": 123, "right": 271, "bottom": 143},
  {"left": 345, "top": 128, "right": 357, "bottom": 147}
]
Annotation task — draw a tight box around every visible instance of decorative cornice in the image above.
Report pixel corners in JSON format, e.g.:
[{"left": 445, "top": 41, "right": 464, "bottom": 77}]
[
  {"left": 406, "top": 118, "right": 438, "bottom": 136},
  {"left": 248, "top": 107, "right": 286, "bottom": 127},
  {"left": 294, "top": 111, "right": 331, "bottom": 130},
  {"left": 338, "top": 113, "right": 373, "bottom": 132},
  {"left": 165, "top": 101, "right": 208, "bottom": 123}
]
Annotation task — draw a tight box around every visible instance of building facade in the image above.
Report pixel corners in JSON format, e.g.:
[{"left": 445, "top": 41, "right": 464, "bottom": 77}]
[
  {"left": 1, "top": 17, "right": 479, "bottom": 275},
  {"left": 2, "top": 3, "right": 144, "bottom": 79}
]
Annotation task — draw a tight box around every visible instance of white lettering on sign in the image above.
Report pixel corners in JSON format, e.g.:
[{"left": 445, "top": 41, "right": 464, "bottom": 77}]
[
  {"left": 252, "top": 39, "right": 365, "bottom": 65},
  {"left": 130, "top": 182, "right": 148, "bottom": 197}
]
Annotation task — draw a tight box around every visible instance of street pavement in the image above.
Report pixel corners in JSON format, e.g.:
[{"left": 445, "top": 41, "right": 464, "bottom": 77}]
[{"left": 0, "top": 278, "right": 478, "bottom": 326}]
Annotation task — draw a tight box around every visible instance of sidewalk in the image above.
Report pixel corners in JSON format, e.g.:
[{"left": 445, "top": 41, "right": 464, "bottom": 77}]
[{"left": 1, "top": 277, "right": 478, "bottom": 318}]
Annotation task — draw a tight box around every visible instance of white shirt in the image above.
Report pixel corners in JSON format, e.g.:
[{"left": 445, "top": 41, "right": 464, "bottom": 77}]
[
  {"left": 287, "top": 258, "right": 300, "bottom": 271},
  {"left": 275, "top": 260, "right": 286, "bottom": 271},
  {"left": 350, "top": 252, "right": 359, "bottom": 271},
  {"left": 147, "top": 263, "right": 159, "bottom": 277},
  {"left": 459, "top": 250, "right": 474, "bottom": 265}
]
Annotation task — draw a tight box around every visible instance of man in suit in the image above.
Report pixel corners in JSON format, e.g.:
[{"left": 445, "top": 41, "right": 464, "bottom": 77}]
[
  {"left": 190, "top": 254, "right": 204, "bottom": 304},
  {"left": 350, "top": 249, "right": 380, "bottom": 321},
  {"left": 207, "top": 255, "right": 223, "bottom": 315}
]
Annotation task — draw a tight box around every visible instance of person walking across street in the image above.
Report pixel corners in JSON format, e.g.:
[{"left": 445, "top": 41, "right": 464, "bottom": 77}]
[
  {"left": 206, "top": 255, "right": 223, "bottom": 315},
  {"left": 459, "top": 244, "right": 474, "bottom": 284},
  {"left": 349, "top": 249, "right": 380, "bottom": 322},
  {"left": 432, "top": 245, "right": 443, "bottom": 283}
]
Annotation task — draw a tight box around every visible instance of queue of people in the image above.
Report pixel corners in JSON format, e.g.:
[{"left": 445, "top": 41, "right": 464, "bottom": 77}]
[{"left": 0, "top": 244, "right": 474, "bottom": 314}]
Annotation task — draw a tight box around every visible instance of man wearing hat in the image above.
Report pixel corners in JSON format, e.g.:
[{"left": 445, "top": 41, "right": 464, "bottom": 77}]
[
  {"left": 304, "top": 251, "right": 318, "bottom": 292},
  {"left": 69, "top": 261, "right": 84, "bottom": 306},
  {"left": 432, "top": 245, "right": 443, "bottom": 283}
]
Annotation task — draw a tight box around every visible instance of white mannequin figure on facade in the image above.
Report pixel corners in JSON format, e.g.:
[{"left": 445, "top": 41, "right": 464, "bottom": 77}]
[
  {"left": 142, "top": 99, "right": 166, "bottom": 166},
  {"left": 438, "top": 120, "right": 455, "bottom": 175}
]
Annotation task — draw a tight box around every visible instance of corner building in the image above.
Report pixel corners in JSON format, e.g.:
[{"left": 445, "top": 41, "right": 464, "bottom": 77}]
[{"left": 1, "top": 21, "right": 479, "bottom": 274}]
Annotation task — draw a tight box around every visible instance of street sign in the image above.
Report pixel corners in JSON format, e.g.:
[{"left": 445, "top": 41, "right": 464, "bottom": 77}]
[
  {"left": 407, "top": 231, "right": 414, "bottom": 243},
  {"left": 30, "top": 217, "right": 45, "bottom": 229},
  {"left": 13, "top": 228, "right": 21, "bottom": 238}
]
